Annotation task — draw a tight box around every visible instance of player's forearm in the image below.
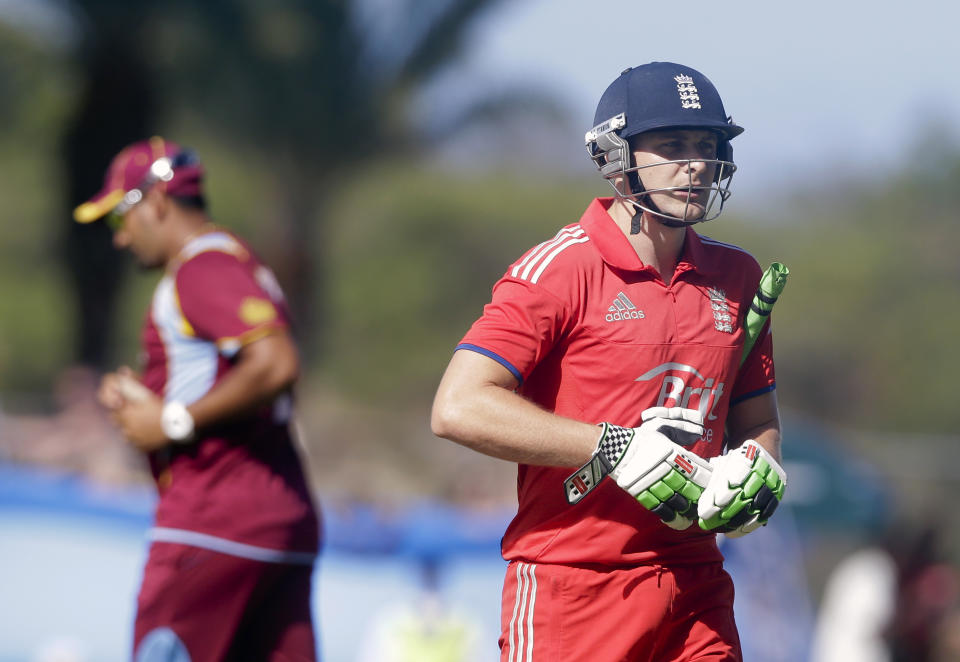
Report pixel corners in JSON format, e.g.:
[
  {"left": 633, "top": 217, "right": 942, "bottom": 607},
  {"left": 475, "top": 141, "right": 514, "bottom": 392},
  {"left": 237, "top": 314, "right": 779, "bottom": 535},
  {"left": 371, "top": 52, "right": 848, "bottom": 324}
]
[
  {"left": 725, "top": 391, "right": 782, "bottom": 461},
  {"left": 186, "top": 371, "right": 286, "bottom": 430},
  {"left": 432, "top": 383, "right": 599, "bottom": 467},
  {"left": 186, "top": 335, "right": 298, "bottom": 429},
  {"left": 727, "top": 421, "right": 781, "bottom": 462}
]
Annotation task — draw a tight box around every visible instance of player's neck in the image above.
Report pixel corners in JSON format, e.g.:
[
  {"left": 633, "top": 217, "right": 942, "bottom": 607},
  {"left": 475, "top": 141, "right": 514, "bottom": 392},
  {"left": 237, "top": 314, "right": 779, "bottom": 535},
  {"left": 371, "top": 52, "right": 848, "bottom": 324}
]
[
  {"left": 165, "top": 215, "right": 216, "bottom": 266},
  {"left": 610, "top": 201, "right": 686, "bottom": 283}
]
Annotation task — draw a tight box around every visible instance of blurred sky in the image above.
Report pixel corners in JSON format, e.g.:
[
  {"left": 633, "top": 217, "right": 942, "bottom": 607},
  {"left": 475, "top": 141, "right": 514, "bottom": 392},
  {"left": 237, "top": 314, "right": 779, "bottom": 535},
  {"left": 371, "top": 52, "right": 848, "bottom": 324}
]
[
  {"left": 4, "top": 0, "right": 960, "bottom": 206},
  {"left": 448, "top": 0, "right": 960, "bottom": 202}
]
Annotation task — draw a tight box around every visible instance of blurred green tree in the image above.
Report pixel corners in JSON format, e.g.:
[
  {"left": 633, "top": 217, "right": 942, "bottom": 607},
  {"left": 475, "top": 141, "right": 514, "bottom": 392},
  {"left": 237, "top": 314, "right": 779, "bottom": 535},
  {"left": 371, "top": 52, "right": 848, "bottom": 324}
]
[
  {"left": 3, "top": 1, "right": 955, "bottom": 439},
  {"left": 0, "top": 21, "right": 79, "bottom": 395},
  {"left": 62, "top": 0, "right": 157, "bottom": 369},
  {"left": 61, "top": 0, "right": 560, "bottom": 366}
]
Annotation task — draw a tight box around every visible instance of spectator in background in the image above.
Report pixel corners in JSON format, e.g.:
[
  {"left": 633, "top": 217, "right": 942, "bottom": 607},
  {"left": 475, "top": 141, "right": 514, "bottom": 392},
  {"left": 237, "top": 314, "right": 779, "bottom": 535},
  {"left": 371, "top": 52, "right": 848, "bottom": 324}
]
[
  {"left": 810, "top": 537, "right": 897, "bottom": 662},
  {"left": 885, "top": 524, "right": 960, "bottom": 661},
  {"left": 811, "top": 520, "right": 960, "bottom": 662},
  {"left": 357, "top": 556, "right": 481, "bottom": 662},
  {"left": 720, "top": 507, "right": 814, "bottom": 662},
  {"left": 75, "top": 137, "right": 321, "bottom": 661},
  {"left": 0, "top": 364, "right": 142, "bottom": 484},
  {"left": 931, "top": 606, "right": 960, "bottom": 661}
]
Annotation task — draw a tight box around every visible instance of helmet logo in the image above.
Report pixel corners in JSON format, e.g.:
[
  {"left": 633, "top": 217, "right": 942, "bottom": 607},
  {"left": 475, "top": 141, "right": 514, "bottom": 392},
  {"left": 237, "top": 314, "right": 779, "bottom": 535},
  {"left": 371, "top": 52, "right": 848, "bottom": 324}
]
[{"left": 674, "top": 74, "right": 702, "bottom": 110}]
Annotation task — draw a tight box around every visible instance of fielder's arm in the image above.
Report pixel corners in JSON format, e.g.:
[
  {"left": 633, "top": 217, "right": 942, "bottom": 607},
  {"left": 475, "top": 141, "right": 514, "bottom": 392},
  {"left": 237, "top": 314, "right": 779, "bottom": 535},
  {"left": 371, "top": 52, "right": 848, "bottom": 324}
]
[
  {"left": 186, "top": 330, "right": 299, "bottom": 428},
  {"left": 102, "top": 331, "right": 298, "bottom": 451}
]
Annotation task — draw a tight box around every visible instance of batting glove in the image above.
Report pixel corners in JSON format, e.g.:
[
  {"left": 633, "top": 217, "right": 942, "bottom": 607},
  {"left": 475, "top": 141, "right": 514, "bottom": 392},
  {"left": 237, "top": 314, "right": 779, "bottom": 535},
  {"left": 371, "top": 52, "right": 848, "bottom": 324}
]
[
  {"left": 697, "top": 440, "right": 787, "bottom": 538},
  {"left": 564, "top": 407, "right": 713, "bottom": 530}
]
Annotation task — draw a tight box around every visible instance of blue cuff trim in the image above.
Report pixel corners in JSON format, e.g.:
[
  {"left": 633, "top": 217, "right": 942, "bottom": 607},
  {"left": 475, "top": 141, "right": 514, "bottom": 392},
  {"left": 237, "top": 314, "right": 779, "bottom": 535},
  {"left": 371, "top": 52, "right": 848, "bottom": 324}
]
[
  {"left": 455, "top": 344, "right": 523, "bottom": 385},
  {"left": 729, "top": 383, "right": 776, "bottom": 407}
]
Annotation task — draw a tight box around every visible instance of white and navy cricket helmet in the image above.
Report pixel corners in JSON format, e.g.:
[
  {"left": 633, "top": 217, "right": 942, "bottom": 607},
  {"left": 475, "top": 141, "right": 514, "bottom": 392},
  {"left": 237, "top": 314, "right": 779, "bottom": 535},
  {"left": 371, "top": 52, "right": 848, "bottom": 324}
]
[{"left": 585, "top": 62, "right": 744, "bottom": 226}]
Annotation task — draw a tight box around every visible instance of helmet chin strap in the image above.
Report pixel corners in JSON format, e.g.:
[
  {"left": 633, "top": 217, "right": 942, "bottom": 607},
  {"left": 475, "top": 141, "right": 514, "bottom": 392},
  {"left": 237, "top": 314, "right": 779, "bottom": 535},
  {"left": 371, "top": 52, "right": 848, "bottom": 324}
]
[
  {"left": 626, "top": 173, "right": 648, "bottom": 234},
  {"left": 625, "top": 175, "right": 688, "bottom": 233},
  {"left": 628, "top": 202, "right": 688, "bottom": 233}
]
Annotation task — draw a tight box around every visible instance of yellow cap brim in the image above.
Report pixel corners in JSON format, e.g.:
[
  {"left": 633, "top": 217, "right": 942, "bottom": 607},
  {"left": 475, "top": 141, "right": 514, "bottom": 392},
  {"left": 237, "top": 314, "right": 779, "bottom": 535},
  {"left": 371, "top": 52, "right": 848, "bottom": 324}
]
[{"left": 73, "top": 189, "right": 125, "bottom": 223}]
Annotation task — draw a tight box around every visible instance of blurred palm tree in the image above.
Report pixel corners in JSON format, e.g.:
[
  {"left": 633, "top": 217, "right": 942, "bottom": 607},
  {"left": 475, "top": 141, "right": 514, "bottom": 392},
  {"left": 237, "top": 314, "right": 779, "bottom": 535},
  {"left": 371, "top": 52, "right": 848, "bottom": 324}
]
[
  {"left": 62, "top": 0, "right": 556, "bottom": 365},
  {"left": 61, "top": 0, "right": 157, "bottom": 369}
]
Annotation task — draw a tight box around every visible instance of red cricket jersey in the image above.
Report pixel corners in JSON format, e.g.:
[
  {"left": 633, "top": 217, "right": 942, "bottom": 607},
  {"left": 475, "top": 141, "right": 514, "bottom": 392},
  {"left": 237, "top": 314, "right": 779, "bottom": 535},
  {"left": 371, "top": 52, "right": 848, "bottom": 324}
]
[
  {"left": 139, "top": 230, "right": 319, "bottom": 560},
  {"left": 458, "top": 198, "right": 775, "bottom": 566}
]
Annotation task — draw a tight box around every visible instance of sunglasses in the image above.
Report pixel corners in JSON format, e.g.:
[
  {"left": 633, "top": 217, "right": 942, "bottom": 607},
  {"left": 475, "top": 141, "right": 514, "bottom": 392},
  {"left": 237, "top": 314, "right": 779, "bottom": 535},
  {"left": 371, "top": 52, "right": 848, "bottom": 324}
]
[{"left": 106, "top": 150, "right": 197, "bottom": 230}]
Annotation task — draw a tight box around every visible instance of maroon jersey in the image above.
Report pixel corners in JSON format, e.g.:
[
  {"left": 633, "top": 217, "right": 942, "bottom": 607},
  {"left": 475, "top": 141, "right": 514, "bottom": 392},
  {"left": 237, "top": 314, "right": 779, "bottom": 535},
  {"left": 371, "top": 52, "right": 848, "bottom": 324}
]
[
  {"left": 458, "top": 198, "right": 775, "bottom": 566},
  {"left": 140, "top": 229, "right": 319, "bottom": 560}
]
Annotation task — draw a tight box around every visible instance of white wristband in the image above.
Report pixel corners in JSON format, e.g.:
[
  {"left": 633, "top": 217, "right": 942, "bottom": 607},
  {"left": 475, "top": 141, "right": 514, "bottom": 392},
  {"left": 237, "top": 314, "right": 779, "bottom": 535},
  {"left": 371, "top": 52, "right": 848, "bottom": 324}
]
[{"left": 161, "top": 401, "right": 195, "bottom": 443}]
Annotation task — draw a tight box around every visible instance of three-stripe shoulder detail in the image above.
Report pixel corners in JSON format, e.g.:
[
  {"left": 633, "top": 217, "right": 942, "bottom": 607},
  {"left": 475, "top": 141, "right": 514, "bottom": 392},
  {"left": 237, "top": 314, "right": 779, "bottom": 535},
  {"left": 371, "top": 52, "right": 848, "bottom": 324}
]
[{"left": 510, "top": 226, "right": 590, "bottom": 284}]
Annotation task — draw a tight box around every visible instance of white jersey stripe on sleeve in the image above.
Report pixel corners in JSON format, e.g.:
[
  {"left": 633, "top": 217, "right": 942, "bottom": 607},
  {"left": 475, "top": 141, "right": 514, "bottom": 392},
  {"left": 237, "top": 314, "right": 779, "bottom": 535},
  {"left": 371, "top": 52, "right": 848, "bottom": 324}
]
[
  {"left": 529, "top": 236, "right": 590, "bottom": 284},
  {"left": 519, "top": 228, "right": 584, "bottom": 281},
  {"left": 511, "top": 226, "right": 580, "bottom": 278},
  {"left": 513, "top": 226, "right": 584, "bottom": 280}
]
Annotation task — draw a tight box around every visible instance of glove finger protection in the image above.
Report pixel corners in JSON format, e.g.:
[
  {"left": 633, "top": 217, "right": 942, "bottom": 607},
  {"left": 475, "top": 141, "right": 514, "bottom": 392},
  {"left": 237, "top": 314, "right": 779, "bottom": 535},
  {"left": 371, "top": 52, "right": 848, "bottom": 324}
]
[
  {"left": 564, "top": 407, "right": 711, "bottom": 530},
  {"left": 697, "top": 440, "right": 787, "bottom": 538},
  {"left": 639, "top": 406, "right": 707, "bottom": 446}
]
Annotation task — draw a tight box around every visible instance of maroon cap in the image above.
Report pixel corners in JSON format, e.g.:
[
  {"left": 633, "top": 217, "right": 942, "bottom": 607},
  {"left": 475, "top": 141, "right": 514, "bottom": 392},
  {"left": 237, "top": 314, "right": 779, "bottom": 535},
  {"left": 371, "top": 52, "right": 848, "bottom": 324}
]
[{"left": 73, "top": 136, "right": 204, "bottom": 223}]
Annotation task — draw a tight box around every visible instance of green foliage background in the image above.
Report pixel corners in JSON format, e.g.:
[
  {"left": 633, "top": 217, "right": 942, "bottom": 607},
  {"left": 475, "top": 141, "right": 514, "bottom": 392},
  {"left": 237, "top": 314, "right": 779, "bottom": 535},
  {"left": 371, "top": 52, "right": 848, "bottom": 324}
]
[
  {"left": 0, "top": 12, "right": 958, "bottom": 518},
  {"left": 3, "top": 115, "right": 959, "bottom": 440}
]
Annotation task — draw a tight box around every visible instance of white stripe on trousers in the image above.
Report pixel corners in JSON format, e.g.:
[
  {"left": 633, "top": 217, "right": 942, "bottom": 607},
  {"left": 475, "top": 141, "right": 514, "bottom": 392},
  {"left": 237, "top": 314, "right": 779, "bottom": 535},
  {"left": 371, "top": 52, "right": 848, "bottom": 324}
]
[{"left": 507, "top": 562, "right": 538, "bottom": 662}]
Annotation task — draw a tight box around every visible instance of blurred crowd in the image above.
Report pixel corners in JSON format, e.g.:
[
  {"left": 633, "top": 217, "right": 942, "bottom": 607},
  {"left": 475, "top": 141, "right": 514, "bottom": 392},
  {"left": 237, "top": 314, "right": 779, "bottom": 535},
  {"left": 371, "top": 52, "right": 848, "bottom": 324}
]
[
  {"left": 0, "top": 363, "right": 517, "bottom": 508},
  {"left": 0, "top": 364, "right": 146, "bottom": 486},
  {"left": 811, "top": 523, "right": 960, "bottom": 662},
  {"left": 3, "top": 365, "right": 960, "bottom": 662}
]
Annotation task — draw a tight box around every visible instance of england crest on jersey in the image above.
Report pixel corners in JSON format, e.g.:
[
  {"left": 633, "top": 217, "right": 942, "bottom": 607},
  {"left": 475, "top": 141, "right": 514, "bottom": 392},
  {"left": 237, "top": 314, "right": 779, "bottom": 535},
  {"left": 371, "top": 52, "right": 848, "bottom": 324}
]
[{"left": 707, "top": 287, "right": 734, "bottom": 333}]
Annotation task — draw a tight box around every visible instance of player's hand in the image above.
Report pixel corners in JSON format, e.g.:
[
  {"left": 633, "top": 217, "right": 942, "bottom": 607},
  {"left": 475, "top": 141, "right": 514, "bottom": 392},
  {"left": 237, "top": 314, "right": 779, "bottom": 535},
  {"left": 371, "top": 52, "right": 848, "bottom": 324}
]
[
  {"left": 697, "top": 440, "right": 787, "bottom": 538},
  {"left": 98, "top": 366, "right": 152, "bottom": 410},
  {"left": 99, "top": 368, "right": 168, "bottom": 452},
  {"left": 112, "top": 397, "right": 167, "bottom": 452},
  {"left": 97, "top": 371, "right": 127, "bottom": 410},
  {"left": 603, "top": 407, "right": 713, "bottom": 530}
]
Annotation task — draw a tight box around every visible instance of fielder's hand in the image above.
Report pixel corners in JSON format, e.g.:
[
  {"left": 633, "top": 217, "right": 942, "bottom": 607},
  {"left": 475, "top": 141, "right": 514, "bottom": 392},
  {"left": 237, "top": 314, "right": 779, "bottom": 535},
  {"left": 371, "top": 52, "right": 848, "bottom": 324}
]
[
  {"left": 698, "top": 440, "right": 787, "bottom": 537},
  {"left": 602, "top": 407, "right": 713, "bottom": 530},
  {"left": 98, "top": 367, "right": 168, "bottom": 452}
]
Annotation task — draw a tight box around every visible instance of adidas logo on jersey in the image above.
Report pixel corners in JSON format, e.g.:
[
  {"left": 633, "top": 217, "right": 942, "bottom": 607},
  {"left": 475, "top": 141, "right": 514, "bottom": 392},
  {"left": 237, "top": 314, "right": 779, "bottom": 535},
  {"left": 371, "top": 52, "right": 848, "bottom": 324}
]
[{"left": 605, "top": 292, "right": 645, "bottom": 322}]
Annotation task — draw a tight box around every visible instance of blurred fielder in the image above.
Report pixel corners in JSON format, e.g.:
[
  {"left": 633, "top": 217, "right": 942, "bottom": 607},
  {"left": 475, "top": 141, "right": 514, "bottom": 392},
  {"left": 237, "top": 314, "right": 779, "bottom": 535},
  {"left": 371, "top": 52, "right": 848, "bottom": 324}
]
[
  {"left": 76, "top": 137, "right": 321, "bottom": 661},
  {"left": 433, "top": 62, "right": 787, "bottom": 661}
]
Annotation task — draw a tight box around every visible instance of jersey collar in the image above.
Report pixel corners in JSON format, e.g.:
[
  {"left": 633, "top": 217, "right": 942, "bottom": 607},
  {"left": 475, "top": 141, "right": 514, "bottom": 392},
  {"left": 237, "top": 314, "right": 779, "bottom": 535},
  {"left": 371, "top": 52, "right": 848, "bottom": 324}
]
[
  {"left": 677, "top": 225, "right": 713, "bottom": 275},
  {"left": 580, "top": 198, "right": 710, "bottom": 275}
]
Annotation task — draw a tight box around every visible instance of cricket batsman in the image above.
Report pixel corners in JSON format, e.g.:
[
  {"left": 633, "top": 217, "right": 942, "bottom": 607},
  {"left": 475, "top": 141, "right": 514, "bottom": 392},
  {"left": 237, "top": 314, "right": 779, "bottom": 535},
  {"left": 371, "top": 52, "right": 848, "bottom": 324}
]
[{"left": 432, "top": 62, "right": 787, "bottom": 661}]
